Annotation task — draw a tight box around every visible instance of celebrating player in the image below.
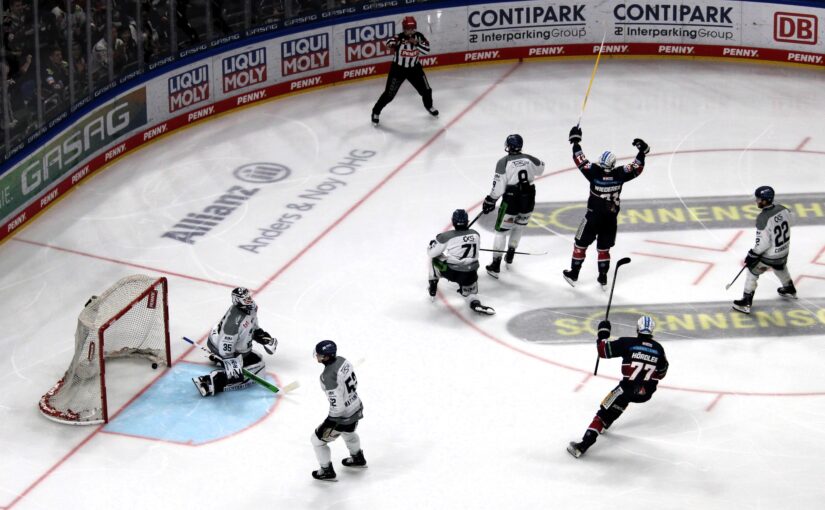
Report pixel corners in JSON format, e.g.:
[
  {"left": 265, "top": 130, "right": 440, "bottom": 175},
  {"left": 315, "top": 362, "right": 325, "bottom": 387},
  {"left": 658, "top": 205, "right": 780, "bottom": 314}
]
[
  {"left": 311, "top": 340, "right": 366, "bottom": 481},
  {"left": 191, "top": 287, "right": 277, "bottom": 397},
  {"left": 428, "top": 209, "right": 495, "bottom": 315},
  {"left": 567, "top": 316, "right": 669, "bottom": 458},
  {"left": 563, "top": 126, "right": 649, "bottom": 289},
  {"left": 371, "top": 16, "right": 438, "bottom": 125},
  {"left": 482, "top": 134, "right": 545, "bottom": 278},
  {"left": 732, "top": 186, "right": 797, "bottom": 314}
]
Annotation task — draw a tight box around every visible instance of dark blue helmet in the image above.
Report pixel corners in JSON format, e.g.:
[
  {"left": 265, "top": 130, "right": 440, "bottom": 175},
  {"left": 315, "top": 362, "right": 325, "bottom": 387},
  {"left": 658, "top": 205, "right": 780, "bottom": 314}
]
[
  {"left": 452, "top": 209, "right": 469, "bottom": 230},
  {"left": 315, "top": 340, "right": 337, "bottom": 357},
  {"left": 755, "top": 186, "right": 774, "bottom": 203},
  {"left": 505, "top": 134, "right": 523, "bottom": 154}
]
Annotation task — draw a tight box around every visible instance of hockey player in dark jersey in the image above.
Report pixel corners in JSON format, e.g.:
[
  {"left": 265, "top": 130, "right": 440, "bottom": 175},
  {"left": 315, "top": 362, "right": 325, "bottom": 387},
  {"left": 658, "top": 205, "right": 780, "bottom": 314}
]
[
  {"left": 563, "top": 126, "right": 649, "bottom": 289},
  {"left": 311, "top": 340, "right": 365, "bottom": 481},
  {"left": 371, "top": 16, "right": 438, "bottom": 125},
  {"left": 567, "top": 316, "right": 669, "bottom": 458},
  {"left": 427, "top": 209, "right": 495, "bottom": 315}
]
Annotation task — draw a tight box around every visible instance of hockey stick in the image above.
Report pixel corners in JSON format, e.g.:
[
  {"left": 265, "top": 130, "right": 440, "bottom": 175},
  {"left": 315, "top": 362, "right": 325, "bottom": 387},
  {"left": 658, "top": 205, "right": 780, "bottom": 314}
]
[
  {"left": 467, "top": 211, "right": 483, "bottom": 228},
  {"left": 182, "top": 337, "right": 299, "bottom": 394},
  {"left": 725, "top": 265, "right": 747, "bottom": 290},
  {"left": 479, "top": 248, "right": 548, "bottom": 256},
  {"left": 595, "top": 257, "right": 631, "bottom": 376},
  {"left": 577, "top": 32, "right": 607, "bottom": 127}
]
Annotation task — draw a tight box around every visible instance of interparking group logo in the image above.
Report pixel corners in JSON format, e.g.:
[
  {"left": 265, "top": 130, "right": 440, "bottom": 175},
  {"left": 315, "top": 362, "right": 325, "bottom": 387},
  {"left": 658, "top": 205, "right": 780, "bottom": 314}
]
[
  {"left": 233, "top": 163, "right": 290, "bottom": 184},
  {"left": 774, "top": 12, "right": 818, "bottom": 45},
  {"left": 222, "top": 48, "right": 267, "bottom": 93},
  {"left": 168, "top": 65, "right": 209, "bottom": 112},
  {"left": 345, "top": 22, "right": 394, "bottom": 63},
  {"left": 281, "top": 33, "right": 330, "bottom": 76}
]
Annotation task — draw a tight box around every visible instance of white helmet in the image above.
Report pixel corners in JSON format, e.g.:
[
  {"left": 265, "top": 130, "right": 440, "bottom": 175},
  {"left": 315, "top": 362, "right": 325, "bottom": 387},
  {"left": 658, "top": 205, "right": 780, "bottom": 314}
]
[
  {"left": 599, "top": 151, "right": 616, "bottom": 171},
  {"left": 636, "top": 315, "right": 655, "bottom": 335},
  {"left": 231, "top": 287, "right": 256, "bottom": 314}
]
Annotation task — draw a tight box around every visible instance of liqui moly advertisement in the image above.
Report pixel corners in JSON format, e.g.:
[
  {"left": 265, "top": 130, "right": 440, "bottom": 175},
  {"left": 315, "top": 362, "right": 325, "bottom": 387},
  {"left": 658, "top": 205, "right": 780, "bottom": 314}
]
[
  {"left": 344, "top": 21, "right": 396, "bottom": 63},
  {"left": 281, "top": 33, "right": 331, "bottom": 77},
  {"left": 222, "top": 48, "right": 268, "bottom": 93},
  {"left": 168, "top": 65, "right": 210, "bottom": 113}
]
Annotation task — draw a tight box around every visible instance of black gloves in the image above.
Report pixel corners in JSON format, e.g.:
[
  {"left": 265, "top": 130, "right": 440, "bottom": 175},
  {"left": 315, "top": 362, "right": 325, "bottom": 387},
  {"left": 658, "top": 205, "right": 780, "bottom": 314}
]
[
  {"left": 744, "top": 250, "right": 760, "bottom": 269},
  {"left": 597, "top": 320, "right": 611, "bottom": 340},
  {"left": 482, "top": 195, "right": 497, "bottom": 214},
  {"left": 633, "top": 138, "right": 650, "bottom": 154},
  {"left": 569, "top": 126, "right": 582, "bottom": 144}
]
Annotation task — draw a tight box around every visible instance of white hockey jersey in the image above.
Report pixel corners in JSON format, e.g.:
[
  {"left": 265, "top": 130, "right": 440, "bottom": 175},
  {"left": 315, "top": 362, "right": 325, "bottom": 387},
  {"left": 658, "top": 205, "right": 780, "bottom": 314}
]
[
  {"left": 489, "top": 153, "right": 545, "bottom": 200},
  {"left": 427, "top": 228, "right": 481, "bottom": 272},
  {"left": 320, "top": 356, "right": 363, "bottom": 425},
  {"left": 752, "top": 203, "right": 791, "bottom": 265},
  {"left": 207, "top": 304, "right": 259, "bottom": 359}
]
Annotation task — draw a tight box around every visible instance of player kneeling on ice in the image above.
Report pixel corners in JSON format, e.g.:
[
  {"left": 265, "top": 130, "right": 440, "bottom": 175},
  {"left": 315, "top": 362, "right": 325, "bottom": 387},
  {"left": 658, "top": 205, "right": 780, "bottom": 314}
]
[
  {"left": 567, "top": 316, "right": 668, "bottom": 458},
  {"left": 732, "top": 186, "right": 797, "bottom": 315},
  {"left": 427, "top": 209, "right": 495, "bottom": 315},
  {"left": 311, "top": 340, "right": 366, "bottom": 481},
  {"left": 192, "top": 287, "right": 278, "bottom": 397}
]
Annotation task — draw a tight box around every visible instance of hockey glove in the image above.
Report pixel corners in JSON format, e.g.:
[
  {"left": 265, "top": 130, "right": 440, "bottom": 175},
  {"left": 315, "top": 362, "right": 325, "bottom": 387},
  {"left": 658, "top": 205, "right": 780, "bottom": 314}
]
[
  {"left": 597, "top": 320, "right": 611, "bottom": 340},
  {"left": 568, "top": 126, "right": 582, "bottom": 144},
  {"left": 253, "top": 328, "right": 278, "bottom": 355},
  {"left": 482, "top": 195, "right": 497, "bottom": 214},
  {"left": 744, "top": 250, "right": 760, "bottom": 269},
  {"left": 632, "top": 138, "right": 650, "bottom": 154}
]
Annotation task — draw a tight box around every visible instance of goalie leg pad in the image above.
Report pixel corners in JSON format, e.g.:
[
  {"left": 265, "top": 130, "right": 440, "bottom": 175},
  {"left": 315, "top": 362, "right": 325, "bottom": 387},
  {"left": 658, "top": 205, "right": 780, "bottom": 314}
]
[{"left": 192, "top": 375, "right": 216, "bottom": 397}]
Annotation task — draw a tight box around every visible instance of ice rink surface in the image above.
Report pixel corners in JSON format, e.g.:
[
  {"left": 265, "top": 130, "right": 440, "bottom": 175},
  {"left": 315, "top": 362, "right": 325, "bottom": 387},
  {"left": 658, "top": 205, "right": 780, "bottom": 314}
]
[{"left": 1, "top": 58, "right": 824, "bottom": 509}]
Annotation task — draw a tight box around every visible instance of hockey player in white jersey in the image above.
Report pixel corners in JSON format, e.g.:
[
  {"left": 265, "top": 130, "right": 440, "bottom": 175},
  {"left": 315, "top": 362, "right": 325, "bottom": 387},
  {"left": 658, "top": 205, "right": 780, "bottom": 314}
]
[
  {"left": 311, "top": 340, "right": 366, "bottom": 481},
  {"left": 481, "top": 134, "right": 545, "bottom": 278},
  {"left": 192, "top": 287, "right": 278, "bottom": 396},
  {"left": 732, "top": 186, "right": 797, "bottom": 314},
  {"left": 428, "top": 209, "right": 495, "bottom": 315}
]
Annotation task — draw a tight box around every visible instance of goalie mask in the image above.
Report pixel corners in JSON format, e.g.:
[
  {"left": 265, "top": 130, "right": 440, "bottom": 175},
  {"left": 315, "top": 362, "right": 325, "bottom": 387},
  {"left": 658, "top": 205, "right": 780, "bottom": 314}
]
[
  {"left": 636, "top": 315, "right": 656, "bottom": 336},
  {"left": 599, "top": 151, "right": 617, "bottom": 171},
  {"left": 231, "top": 287, "right": 256, "bottom": 314}
]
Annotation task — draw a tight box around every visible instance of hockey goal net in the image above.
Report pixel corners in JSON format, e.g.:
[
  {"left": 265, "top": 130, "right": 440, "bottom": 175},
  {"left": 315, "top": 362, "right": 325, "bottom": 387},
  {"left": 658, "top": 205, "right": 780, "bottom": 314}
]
[{"left": 39, "top": 275, "right": 171, "bottom": 425}]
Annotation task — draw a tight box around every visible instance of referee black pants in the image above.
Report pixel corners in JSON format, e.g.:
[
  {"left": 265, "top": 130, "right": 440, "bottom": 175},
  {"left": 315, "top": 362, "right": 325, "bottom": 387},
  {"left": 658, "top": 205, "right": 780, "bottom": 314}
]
[{"left": 373, "top": 62, "right": 433, "bottom": 114}]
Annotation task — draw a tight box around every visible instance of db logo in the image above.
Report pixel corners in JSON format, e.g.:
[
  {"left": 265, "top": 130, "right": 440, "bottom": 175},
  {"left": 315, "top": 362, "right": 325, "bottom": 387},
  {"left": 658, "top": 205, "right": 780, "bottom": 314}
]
[{"left": 774, "top": 12, "right": 818, "bottom": 45}]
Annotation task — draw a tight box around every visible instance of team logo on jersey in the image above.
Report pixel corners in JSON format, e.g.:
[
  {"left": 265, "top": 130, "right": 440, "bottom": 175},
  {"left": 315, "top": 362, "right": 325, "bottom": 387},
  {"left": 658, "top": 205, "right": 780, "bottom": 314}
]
[
  {"left": 233, "top": 163, "right": 291, "bottom": 184},
  {"left": 222, "top": 48, "right": 267, "bottom": 93},
  {"left": 345, "top": 22, "right": 394, "bottom": 63},
  {"left": 281, "top": 34, "right": 330, "bottom": 76},
  {"left": 168, "top": 65, "right": 209, "bottom": 112}
]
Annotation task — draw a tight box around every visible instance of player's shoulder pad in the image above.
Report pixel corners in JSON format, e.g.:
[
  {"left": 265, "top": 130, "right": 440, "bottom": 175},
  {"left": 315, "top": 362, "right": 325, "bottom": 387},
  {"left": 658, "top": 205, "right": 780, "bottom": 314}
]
[{"left": 755, "top": 208, "right": 772, "bottom": 230}]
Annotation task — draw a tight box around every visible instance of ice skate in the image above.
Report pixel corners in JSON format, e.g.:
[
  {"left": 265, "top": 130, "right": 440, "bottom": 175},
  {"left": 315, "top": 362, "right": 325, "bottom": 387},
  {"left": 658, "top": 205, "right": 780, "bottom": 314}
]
[
  {"left": 777, "top": 284, "right": 797, "bottom": 299},
  {"left": 426, "top": 106, "right": 439, "bottom": 117},
  {"left": 732, "top": 292, "right": 754, "bottom": 315},
  {"left": 192, "top": 376, "right": 214, "bottom": 397},
  {"left": 486, "top": 258, "right": 501, "bottom": 279},
  {"left": 597, "top": 273, "right": 608, "bottom": 291},
  {"left": 371, "top": 112, "right": 379, "bottom": 125},
  {"left": 504, "top": 247, "right": 516, "bottom": 265},
  {"left": 563, "top": 269, "right": 579, "bottom": 287},
  {"left": 428, "top": 279, "right": 438, "bottom": 300},
  {"left": 470, "top": 300, "right": 496, "bottom": 316},
  {"left": 566, "top": 441, "right": 586, "bottom": 458},
  {"left": 312, "top": 464, "right": 337, "bottom": 482},
  {"left": 342, "top": 450, "right": 367, "bottom": 468}
]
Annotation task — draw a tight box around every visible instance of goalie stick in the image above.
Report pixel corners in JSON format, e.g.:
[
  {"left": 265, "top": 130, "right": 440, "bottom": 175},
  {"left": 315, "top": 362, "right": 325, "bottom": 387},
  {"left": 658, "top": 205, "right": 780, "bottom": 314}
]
[
  {"left": 595, "top": 257, "right": 631, "bottom": 376},
  {"left": 479, "top": 248, "right": 548, "bottom": 256},
  {"left": 182, "top": 336, "right": 299, "bottom": 394}
]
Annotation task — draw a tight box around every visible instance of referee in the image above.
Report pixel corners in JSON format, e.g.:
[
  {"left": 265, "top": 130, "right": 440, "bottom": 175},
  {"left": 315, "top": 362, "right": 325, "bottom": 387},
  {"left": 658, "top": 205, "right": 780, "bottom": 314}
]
[{"left": 371, "top": 16, "right": 438, "bottom": 125}]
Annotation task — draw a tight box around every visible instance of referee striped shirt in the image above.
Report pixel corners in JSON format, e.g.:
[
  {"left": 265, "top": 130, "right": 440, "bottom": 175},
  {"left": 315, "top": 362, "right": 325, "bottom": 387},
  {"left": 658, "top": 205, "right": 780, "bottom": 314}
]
[{"left": 386, "top": 32, "right": 430, "bottom": 68}]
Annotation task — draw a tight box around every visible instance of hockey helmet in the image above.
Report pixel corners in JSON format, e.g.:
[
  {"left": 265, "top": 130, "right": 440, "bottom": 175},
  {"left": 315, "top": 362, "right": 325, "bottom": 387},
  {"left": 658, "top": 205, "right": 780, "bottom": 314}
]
[
  {"left": 231, "top": 287, "right": 255, "bottom": 314},
  {"left": 754, "top": 185, "right": 775, "bottom": 204},
  {"left": 452, "top": 209, "right": 469, "bottom": 230},
  {"left": 505, "top": 134, "right": 523, "bottom": 154},
  {"left": 636, "top": 315, "right": 656, "bottom": 336},
  {"left": 315, "top": 340, "right": 337, "bottom": 358},
  {"left": 599, "top": 151, "right": 617, "bottom": 171},
  {"left": 402, "top": 16, "right": 417, "bottom": 30}
]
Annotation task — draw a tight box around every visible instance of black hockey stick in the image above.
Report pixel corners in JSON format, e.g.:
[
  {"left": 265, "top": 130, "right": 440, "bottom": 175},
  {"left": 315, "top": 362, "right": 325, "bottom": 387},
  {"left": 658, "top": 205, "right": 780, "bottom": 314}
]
[
  {"left": 182, "top": 337, "right": 299, "bottom": 394},
  {"left": 467, "top": 211, "right": 483, "bottom": 228},
  {"left": 479, "top": 248, "right": 548, "bottom": 256},
  {"left": 595, "top": 257, "right": 631, "bottom": 376},
  {"left": 725, "top": 265, "right": 747, "bottom": 290}
]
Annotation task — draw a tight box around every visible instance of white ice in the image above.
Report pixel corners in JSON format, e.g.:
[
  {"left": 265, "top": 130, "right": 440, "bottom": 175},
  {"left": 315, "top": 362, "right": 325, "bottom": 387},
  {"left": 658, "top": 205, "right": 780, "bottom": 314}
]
[{"left": 1, "top": 59, "right": 824, "bottom": 510}]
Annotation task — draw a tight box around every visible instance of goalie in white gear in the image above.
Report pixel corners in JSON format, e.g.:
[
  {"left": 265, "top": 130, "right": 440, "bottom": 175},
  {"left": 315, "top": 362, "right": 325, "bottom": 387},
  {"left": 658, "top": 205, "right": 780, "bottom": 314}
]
[
  {"left": 481, "top": 134, "right": 545, "bottom": 278},
  {"left": 192, "top": 287, "right": 278, "bottom": 397},
  {"left": 427, "top": 209, "right": 495, "bottom": 315},
  {"left": 311, "top": 340, "right": 366, "bottom": 481}
]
